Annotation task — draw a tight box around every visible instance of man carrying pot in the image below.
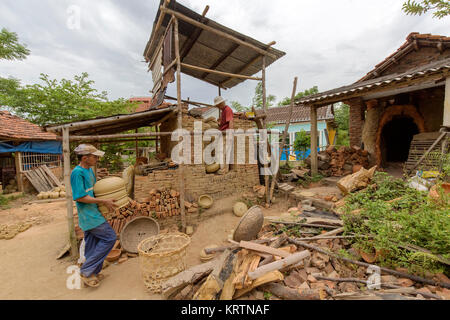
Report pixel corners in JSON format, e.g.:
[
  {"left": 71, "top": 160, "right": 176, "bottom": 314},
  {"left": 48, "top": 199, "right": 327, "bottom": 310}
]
[
  {"left": 213, "top": 96, "right": 234, "bottom": 174},
  {"left": 71, "top": 144, "right": 117, "bottom": 288}
]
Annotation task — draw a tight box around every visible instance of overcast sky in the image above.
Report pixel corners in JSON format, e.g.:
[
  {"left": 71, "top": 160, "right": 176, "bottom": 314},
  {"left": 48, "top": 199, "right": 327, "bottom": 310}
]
[{"left": 0, "top": 0, "right": 449, "bottom": 108}]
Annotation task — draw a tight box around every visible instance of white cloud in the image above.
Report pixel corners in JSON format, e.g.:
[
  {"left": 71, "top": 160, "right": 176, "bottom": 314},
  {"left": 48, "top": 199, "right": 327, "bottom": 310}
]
[{"left": 1, "top": 0, "right": 449, "bottom": 107}]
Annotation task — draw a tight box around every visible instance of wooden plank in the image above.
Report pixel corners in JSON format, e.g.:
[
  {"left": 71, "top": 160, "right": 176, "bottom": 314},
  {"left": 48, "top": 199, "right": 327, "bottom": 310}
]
[
  {"left": 36, "top": 166, "right": 54, "bottom": 189},
  {"left": 247, "top": 250, "right": 310, "bottom": 280},
  {"left": 239, "top": 241, "right": 292, "bottom": 258},
  {"left": 180, "top": 63, "right": 262, "bottom": 81},
  {"left": 233, "top": 271, "right": 284, "bottom": 299},
  {"left": 23, "top": 171, "right": 44, "bottom": 193},
  {"left": 42, "top": 165, "right": 63, "bottom": 187},
  {"left": 32, "top": 167, "right": 52, "bottom": 190},
  {"left": 29, "top": 170, "right": 48, "bottom": 192}
]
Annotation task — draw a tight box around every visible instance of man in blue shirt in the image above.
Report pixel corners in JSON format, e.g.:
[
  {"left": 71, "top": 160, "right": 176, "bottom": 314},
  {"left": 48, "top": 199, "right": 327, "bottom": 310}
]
[{"left": 71, "top": 144, "right": 117, "bottom": 288}]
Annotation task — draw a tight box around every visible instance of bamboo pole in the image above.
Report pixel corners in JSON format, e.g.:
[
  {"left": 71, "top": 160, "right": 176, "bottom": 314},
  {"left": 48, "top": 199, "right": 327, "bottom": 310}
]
[
  {"left": 310, "top": 105, "right": 318, "bottom": 175},
  {"left": 174, "top": 16, "right": 186, "bottom": 233},
  {"left": 164, "top": 95, "right": 212, "bottom": 108},
  {"left": 62, "top": 127, "right": 78, "bottom": 259},
  {"left": 180, "top": 63, "right": 262, "bottom": 81},
  {"left": 161, "top": 7, "right": 277, "bottom": 59},
  {"left": 269, "top": 77, "right": 298, "bottom": 202},
  {"left": 262, "top": 55, "right": 270, "bottom": 205},
  {"left": 14, "top": 151, "right": 24, "bottom": 192}
]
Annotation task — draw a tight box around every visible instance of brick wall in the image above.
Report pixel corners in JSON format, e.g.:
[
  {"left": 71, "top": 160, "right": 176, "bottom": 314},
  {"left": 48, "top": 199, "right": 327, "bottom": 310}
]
[
  {"left": 135, "top": 114, "right": 260, "bottom": 201},
  {"left": 346, "top": 98, "right": 365, "bottom": 147}
]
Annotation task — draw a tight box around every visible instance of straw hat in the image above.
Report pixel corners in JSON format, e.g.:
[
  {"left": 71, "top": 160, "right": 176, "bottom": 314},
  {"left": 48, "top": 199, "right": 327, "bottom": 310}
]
[{"left": 213, "top": 96, "right": 225, "bottom": 106}]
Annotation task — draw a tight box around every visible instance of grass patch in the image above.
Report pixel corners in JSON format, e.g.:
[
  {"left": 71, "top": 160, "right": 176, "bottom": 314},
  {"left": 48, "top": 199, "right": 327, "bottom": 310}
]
[{"left": 342, "top": 172, "right": 450, "bottom": 275}]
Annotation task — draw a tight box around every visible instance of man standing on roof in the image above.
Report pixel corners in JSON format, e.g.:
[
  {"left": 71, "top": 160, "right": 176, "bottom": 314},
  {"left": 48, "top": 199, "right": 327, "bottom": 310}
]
[
  {"left": 71, "top": 144, "right": 117, "bottom": 288},
  {"left": 213, "top": 96, "right": 234, "bottom": 174}
]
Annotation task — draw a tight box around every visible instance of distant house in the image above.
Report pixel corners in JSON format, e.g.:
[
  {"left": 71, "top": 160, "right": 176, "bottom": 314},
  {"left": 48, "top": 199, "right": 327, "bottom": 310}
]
[
  {"left": 266, "top": 104, "right": 336, "bottom": 160},
  {"left": 0, "top": 110, "right": 62, "bottom": 193},
  {"left": 129, "top": 96, "right": 171, "bottom": 112}
]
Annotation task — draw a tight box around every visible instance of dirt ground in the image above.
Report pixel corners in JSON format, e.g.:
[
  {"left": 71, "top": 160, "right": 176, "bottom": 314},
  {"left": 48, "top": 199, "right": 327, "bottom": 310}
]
[{"left": 0, "top": 194, "right": 293, "bottom": 300}]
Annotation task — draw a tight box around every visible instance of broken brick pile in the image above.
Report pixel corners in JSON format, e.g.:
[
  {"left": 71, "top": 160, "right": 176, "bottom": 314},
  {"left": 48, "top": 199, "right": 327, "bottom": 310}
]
[{"left": 307, "top": 145, "right": 370, "bottom": 177}]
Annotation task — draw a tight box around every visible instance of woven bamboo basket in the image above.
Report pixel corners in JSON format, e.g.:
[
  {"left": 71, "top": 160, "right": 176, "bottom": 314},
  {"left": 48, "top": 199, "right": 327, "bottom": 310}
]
[{"left": 137, "top": 233, "right": 191, "bottom": 293}]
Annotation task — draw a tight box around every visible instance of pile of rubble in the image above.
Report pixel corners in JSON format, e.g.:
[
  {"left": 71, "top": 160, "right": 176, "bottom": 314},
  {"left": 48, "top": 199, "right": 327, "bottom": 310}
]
[
  {"left": 306, "top": 146, "right": 370, "bottom": 177},
  {"left": 159, "top": 205, "right": 449, "bottom": 300}
]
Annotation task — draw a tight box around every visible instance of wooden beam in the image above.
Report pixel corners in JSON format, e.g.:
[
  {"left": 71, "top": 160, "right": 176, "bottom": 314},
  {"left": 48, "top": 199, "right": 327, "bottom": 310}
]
[
  {"left": 14, "top": 152, "right": 24, "bottom": 192},
  {"left": 144, "top": 0, "right": 170, "bottom": 61},
  {"left": 362, "top": 80, "right": 445, "bottom": 100},
  {"left": 45, "top": 106, "right": 177, "bottom": 133},
  {"left": 164, "top": 95, "right": 212, "bottom": 108},
  {"left": 444, "top": 77, "right": 450, "bottom": 127},
  {"left": 310, "top": 105, "right": 318, "bottom": 175},
  {"left": 62, "top": 127, "right": 78, "bottom": 259},
  {"left": 174, "top": 16, "right": 186, "bottom": 233},
  {"left": 200, "top": 43, "right": 240, "bottom": 79},
  {"left": 161, "top": 7, "right": 277, "bottom": 59},
  {"left": 269, "top": 77, "right": 298, "bottom": 202},
  {"left": 181, "top": 62, "right": 262, "bottom": 81},
  {"left": 220, "top": 41, "right": 276, "bottom": 88},
  {"left": 179, "top": 5, "right": 209, "bottom": 62}
]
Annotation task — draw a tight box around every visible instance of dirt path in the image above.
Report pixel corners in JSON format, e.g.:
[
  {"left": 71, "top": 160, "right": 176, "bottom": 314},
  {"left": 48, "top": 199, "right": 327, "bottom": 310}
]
[{"left": 0, "top": 198, "right": 288, "bottom": 300}]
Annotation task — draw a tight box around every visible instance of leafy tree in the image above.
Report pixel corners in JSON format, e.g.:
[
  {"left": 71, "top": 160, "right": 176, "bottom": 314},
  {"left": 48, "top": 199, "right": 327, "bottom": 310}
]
[
  {"left": 278, "top": 86, "right": 319, "bottom": 106},
  {"left": 0, "top": 28, "right": 30, "bottom": 61},
  {"left": 230, "top": 82, "right": 276, "bottom": 112},
  {"left": 1, "top": 72, "right": 137, "bottom": 126},
  {"left": 334, "top": 103, "right": 350, "bottom": 146},
  {"left": 293, "top": 130, "right": 311, "bottom": 152},
  {"left": 402, "top": 0, "right": 450, "bottom": 18}
]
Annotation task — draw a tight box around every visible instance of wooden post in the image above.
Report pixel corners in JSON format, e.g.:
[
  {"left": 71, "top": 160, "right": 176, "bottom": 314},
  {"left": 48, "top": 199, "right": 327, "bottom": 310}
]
[
  {"left": 14, "top": 152, "right": 24, "bottom": 192},
  {"left": 310, "top": 105, "right": 318, "bottom": 175},
  {"left": 269, "top": 77, "right": 298, "bottom": 202},
  {"left": 155, "top": 126, "right": 159, "bottom": 154},
  {"left": 262, "top": 56, "right": 270, "bottom": 205},
  {"left": 444, "top": 77, "right": 450, "bottom": 128},
  {"left": 62, "top": 127, "right": 78, "bottom": 259},
  {"left": 135, "top": 129, "right": 139, "bottom": 158},
  {"left": 174, "top": 16, "right": 186, "bottom": 233}
]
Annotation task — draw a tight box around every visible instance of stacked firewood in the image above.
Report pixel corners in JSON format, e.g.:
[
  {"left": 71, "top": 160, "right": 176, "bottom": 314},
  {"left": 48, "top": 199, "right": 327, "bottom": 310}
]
[
  {"left": 307, "top": 146, "right": 370, "bottom": 177},
  {"left": 160, "top": 216, "right": 449, "bottom": 301}
]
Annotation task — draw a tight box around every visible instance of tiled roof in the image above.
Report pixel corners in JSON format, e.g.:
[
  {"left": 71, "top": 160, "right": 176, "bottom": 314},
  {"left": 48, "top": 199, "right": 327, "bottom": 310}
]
[
  {"left": 295, "top": 58, "right": 450, "bottom": 105},
  {"left": 129, "top": 97, "right": 170, "bottom": 112},
  {"left": 358, "top": 32, "right": 450, "bottom": 82},
  {"left": 266, "top": 104, "right": 334, "bottom": 125},
  {"left": 0, "top": 110, "right": 58, "bottom": 141}
]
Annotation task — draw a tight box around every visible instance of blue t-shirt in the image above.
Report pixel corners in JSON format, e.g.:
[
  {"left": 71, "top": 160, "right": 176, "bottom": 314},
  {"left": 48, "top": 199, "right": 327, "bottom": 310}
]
[{"left": 70, "top": 165, "right": 106, "bottom": 231}]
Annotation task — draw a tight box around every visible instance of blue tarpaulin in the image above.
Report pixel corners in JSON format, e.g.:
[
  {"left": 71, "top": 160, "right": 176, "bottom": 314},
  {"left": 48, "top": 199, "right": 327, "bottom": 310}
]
[{"left": 0, "top": 141, "right": 62, "bottom": 154}]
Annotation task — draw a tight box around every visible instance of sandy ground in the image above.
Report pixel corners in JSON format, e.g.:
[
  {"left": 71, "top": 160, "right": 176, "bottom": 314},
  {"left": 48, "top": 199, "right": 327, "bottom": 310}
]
[{"left": 0, "top": 195, "right": 293, "bottom": 300}]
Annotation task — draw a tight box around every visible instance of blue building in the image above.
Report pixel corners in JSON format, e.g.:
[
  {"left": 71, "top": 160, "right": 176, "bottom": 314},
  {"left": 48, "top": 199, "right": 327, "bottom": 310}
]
[{"left": 266, "top": 104, "right": 336, "bottom": 161}]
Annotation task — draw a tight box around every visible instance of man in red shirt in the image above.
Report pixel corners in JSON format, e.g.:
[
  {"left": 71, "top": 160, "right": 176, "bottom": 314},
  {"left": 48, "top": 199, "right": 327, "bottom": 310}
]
[{"left": 213, "top": 96, "right": 234, "bottom": 174}]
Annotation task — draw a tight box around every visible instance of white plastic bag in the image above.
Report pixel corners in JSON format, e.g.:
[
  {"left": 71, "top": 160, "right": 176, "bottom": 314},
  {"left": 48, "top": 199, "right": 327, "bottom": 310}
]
[
  {"left": 77, "top": 239, "right": 86, "bottom": 264},
  {"left": 408, "top": 176, "right": 430, "bottom": 191}
]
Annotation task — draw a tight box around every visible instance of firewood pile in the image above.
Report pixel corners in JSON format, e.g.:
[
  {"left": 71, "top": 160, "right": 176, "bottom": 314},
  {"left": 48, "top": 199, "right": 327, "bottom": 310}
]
[
  {"left": 160, "top": 213, "right": 449, "bottom": 300},
  {"left": 306, "top": 146, "right": 370, "bottom": 177}
]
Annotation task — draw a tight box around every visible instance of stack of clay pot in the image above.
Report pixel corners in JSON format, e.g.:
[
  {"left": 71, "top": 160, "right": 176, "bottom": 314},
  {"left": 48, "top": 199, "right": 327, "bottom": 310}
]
[
  {"left": 93, "top": 177, "right": 130, "bottom": 215},
  {"left": 37, "top": 186, "right": 66, "bottom": 200}
]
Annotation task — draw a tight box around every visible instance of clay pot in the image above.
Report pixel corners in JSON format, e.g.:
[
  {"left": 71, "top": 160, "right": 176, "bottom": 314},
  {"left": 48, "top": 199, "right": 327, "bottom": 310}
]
[
  {"left": 106, "top": 249, "right": 122, "bottom": 262},
  {"left": 198, "top": 195, "right": 213, "bottom": 209},
  {"left": 233, "top": 202, "right": 248, "bottom": 217},
  {"left": 205, "top": 163, "right": 220, "bottom": 173},
  {"left": 94, "top": 177, "right": 130, "bottom": 214},
  {"left": 429, "top": 183, "right": 450, "bottom": 201}
]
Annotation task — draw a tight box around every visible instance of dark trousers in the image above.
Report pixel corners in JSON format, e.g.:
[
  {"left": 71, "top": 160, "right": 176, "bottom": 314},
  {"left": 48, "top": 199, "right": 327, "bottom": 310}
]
[{"left": 80, "top": 222, "right": 116, "bottom": 277}]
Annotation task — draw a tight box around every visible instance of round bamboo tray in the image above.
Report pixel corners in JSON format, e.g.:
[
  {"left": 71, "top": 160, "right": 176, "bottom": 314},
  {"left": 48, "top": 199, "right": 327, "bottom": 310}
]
[
  {"left": 138, "top": 233, "right": 191, "bottom": 293},
  {"left": 120, "top": 217, "right": 160, "bottom": 254}
]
